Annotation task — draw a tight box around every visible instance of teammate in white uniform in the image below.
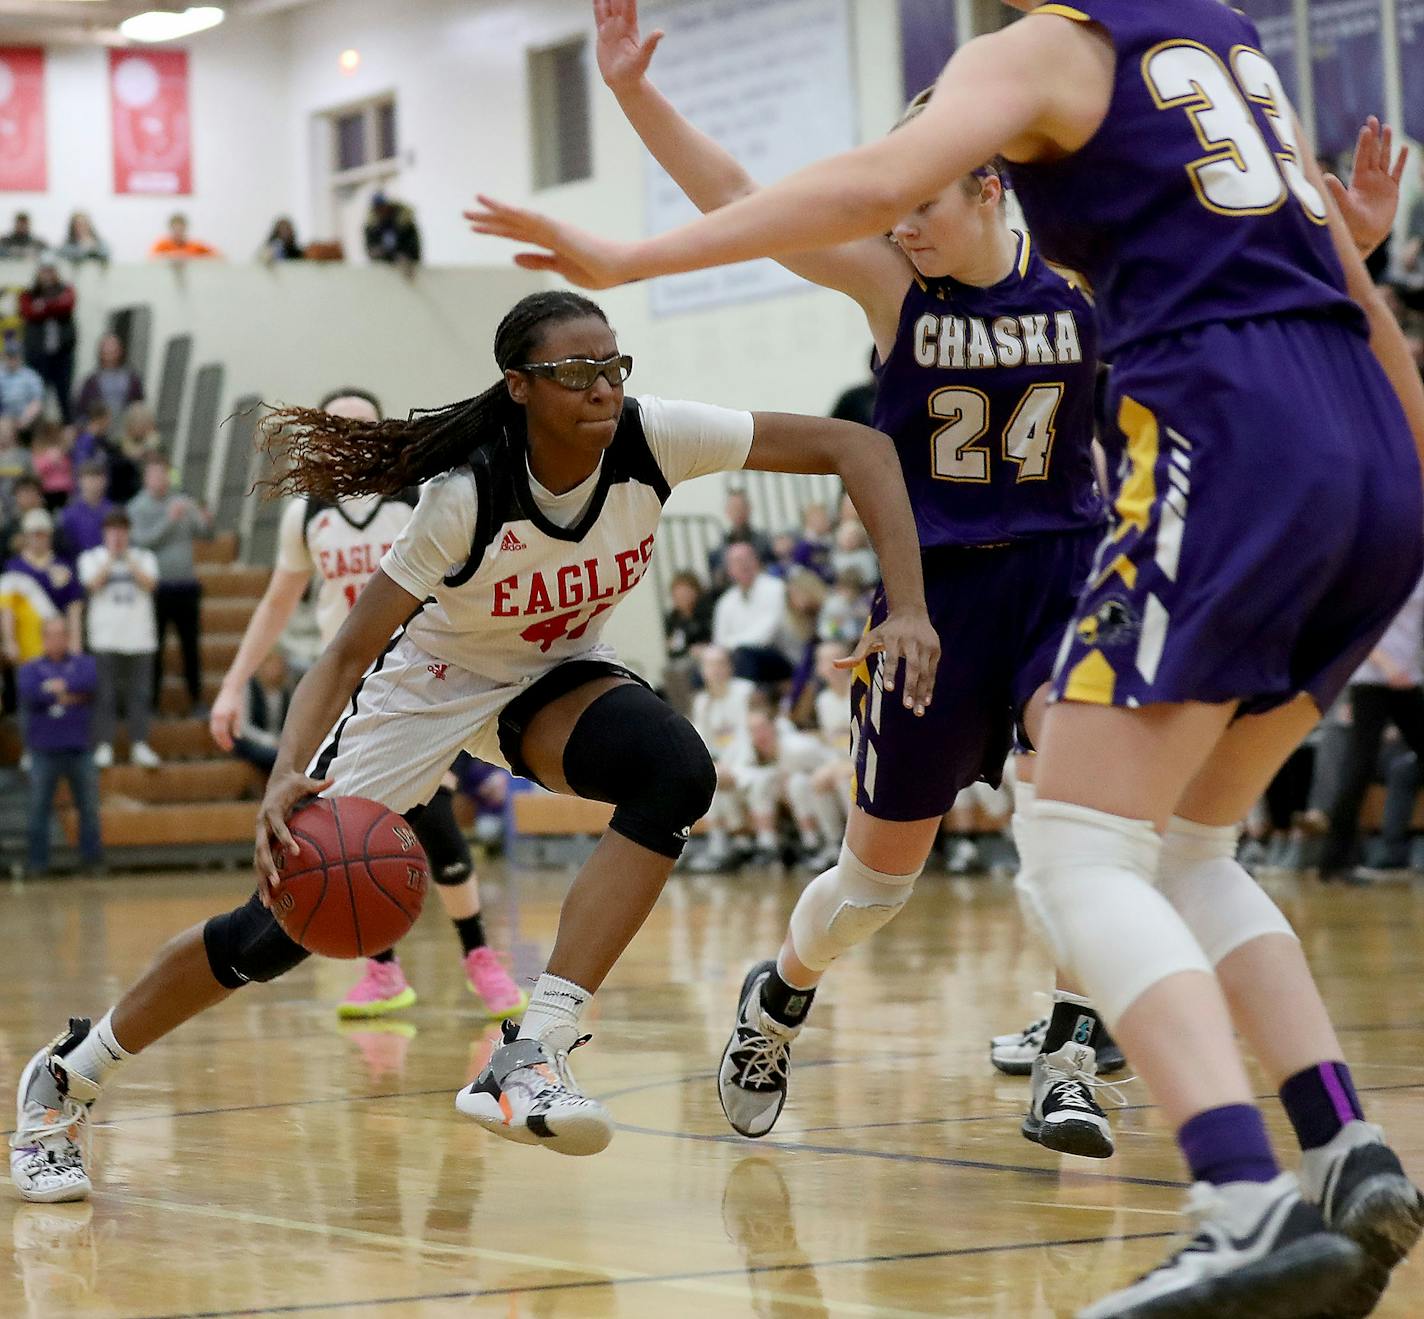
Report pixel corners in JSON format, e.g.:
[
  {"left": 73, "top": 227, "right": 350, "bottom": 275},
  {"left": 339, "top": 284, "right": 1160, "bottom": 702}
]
[
  {"left": 209, "top": 389, "right": 524, "bottom": 1021},
  {"left": 12, "top": 289, "right": 936, "bottom": 1195}
]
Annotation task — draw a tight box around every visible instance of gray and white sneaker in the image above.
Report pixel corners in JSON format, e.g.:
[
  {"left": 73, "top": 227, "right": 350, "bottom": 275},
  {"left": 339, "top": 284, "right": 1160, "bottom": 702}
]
[
  {"left": 455, "top": 1019, "right": 612, "bottom": 1156},
  {"left": 718, "top": 961, "right": 801, "bottom": 1138},
  {"left": 11, "top": 1019, "right": 101, "bottom": 1204},
  {"left": 990, "top": 1014, "right": 1048, "bottom": 1074},
  {"left": 1299, "top": 1121, "right": 1424, "bottom": 1318},
  {"left": 1021, "top": 1042, "right": 1123, "bottom": 1159},
  {"left": 1079, "top": 1174, "right": 1365, "bottom": 1319}
]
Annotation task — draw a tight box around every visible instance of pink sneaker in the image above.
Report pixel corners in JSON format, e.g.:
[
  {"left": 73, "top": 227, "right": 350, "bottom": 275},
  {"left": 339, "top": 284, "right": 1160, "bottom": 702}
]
[
  {"left": 464, "top": 948, "right": 528, "bottom": 1020},
  {"left": 337, "top": 958, "right": 418, "bottom": 1019}
]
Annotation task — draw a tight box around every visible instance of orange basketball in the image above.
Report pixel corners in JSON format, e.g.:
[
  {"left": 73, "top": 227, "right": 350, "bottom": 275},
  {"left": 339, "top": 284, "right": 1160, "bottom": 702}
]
[{"left": 270, "top": 796, "right": 429, "bottom": 959}]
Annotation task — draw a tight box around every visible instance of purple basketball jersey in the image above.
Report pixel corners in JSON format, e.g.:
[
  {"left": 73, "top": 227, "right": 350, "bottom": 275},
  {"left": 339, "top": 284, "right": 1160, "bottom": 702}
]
[
  {"left": 872, "top": 232, "right": 1105, "bottom": 547},
  {"left": 1010, "top": 0, "right": 1363, "bottom": 355}
]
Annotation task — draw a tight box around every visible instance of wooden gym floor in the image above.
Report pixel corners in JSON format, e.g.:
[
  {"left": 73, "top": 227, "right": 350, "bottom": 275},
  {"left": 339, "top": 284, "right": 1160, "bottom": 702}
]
[{"left": 2, "top": 863, "right": 1421, "bottom": 1318}]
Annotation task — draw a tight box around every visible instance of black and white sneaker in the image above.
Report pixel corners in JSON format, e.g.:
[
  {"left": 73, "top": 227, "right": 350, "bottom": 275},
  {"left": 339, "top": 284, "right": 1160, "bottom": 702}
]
[
  {"left": 990, "top": 1010, "right": 1127, "bottom": 1076},
  {"left": 10, "top": 1019, "right": 101, "bottom": 1204},
  {"left": 1022, "top": 1042, "right": 1123, "bottom": 1159},
  {"left": 1079, "top": 1174, "right": 1365, "bottom": 1318},
  {"left": 455, "top": 1020, "right": 612, "bottom": 1156},
  {"left": 718, "top": 961, "right": 801, "bottom": 1138},
  {"left": 1299, "top": 1121, "right": 1424, "bottom": 1317}
]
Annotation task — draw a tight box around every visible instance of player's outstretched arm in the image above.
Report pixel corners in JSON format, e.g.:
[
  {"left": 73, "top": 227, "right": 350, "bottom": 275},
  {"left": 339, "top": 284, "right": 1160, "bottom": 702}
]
[
  {"left": 594, "top": 0, "right": 907, "bottom": 328},
  {"left": 744, "top": 412, "right": 939, "bottom": 714},
  {"left": 210, "top": 567, "right": 308, "bottom": 751},
  {"left": 467, "top": 16, "right": 1103, "bottom": 288},
  {"left": 254, "top": 570, "right": 422, "bottom": 888}
]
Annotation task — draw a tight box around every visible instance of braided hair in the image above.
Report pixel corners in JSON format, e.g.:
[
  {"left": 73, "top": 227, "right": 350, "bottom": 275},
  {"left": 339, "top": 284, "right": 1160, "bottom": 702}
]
[{"left": 263, "top": 290, "right": 610, "bottom": 500}]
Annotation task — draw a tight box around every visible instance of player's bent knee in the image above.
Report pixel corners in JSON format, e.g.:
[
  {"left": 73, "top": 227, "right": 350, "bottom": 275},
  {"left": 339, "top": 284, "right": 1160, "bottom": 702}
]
[
  {"left": 1157, "top": 816, "right": 1297, "bottom": 966},
  {"left": 788, "top": 842, "right": 922, "bottom": 972},
  {"left": 1017, "top": 801, "right": 1211, "bottom": 1023},
  {"left": 203, "top": 891, "right": 312, "bottom": 990},
  {"left": 563, "top": 684, "right": 716, "bottom": 859}
]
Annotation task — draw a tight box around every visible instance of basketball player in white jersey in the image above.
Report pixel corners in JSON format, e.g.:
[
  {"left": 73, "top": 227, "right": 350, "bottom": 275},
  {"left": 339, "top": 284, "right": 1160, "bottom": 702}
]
[{"left": 209, "top": 389, "right": 524, "bottom": 1021}]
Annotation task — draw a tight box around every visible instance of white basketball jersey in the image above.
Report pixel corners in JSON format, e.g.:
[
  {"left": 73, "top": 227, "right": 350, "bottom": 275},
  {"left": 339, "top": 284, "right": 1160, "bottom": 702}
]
[
  {"left": 381, "top": 396, "right": 754, "bottom": 687},
  {"left": 277, "top": 494, "right": 417, "bottom": 645}
]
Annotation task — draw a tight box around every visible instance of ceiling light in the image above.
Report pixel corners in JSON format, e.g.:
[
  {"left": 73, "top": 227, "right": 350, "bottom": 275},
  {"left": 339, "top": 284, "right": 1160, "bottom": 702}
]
[
  {"left": 119, "top": 7, "right": 226, "bottom": 43},
  {"left": 339, "top": 48, "right": 360, "bottom": 74}
]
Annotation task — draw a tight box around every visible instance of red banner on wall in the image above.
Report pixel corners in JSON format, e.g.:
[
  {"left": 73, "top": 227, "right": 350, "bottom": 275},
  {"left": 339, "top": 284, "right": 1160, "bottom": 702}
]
[
  {"left": 110, "top": 48, "right": 192, "bottom": 195},
  {"left": 0, "top": 48, "right": 47, "bottom": 192}
]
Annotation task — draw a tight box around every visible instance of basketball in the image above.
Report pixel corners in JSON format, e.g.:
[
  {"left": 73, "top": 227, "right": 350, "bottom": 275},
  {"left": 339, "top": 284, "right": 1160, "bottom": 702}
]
[{"left": 269, "top": 796, "right": 430, "bottom": 959}]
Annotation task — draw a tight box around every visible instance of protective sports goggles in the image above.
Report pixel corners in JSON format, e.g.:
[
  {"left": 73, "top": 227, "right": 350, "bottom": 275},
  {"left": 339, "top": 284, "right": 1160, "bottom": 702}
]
[{"left": 518, "top": 353, "right": 633, "bottom": 391}]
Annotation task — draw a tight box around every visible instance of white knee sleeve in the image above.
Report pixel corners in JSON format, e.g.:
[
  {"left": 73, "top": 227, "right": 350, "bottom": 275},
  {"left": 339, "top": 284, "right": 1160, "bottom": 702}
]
[
  {"left": 788, "top": 843, "right": 922, "bottom": 972},
  {"left": 1157, "top": 816, "right": 1298, "bottom": 966},
  {"left": 1016, "top": 801, "right": 1212, "bottom": 1023}
]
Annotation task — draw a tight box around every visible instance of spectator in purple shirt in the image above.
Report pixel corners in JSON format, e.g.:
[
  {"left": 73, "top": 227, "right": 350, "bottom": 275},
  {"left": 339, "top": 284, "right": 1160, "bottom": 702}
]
[
  {"left": 73, "top": 334, "right": 144, "bottom": 421},
  {"left": 19, "top": 615, "right": 103, "bottom": 875},
  {"left": 56, "top": 461, "right": 114, "bottom": 558},
  {"left": 4, "top": 507, "right": 83, "bottom": 650}
]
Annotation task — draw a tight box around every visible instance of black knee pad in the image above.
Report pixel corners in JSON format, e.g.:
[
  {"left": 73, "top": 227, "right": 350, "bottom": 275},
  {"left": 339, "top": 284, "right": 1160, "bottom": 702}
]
[
  {"left": 562, "top": 684, "right": 717, "bottom": 859},
  {"left": 406, "top": 785, "right": 473, "bottom": 885},
  {"left": 203, "top": 891, "right": 311, "bottom": 990}
]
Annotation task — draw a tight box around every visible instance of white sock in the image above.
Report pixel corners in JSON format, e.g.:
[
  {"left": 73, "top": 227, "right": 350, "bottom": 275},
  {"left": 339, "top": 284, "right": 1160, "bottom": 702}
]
[
  {"left": 517, "top": 974, "right": 591, "bottom": 1053},
  {"left": 64, "top": 1009, "right": 135, "bottom": 1088}
]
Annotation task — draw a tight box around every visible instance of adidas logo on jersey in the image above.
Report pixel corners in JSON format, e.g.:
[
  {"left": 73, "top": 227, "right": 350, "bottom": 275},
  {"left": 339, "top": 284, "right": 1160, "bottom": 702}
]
[
  {"left": 500, "top": 530, "right": 527, "bottom": 553},
  {"left": 427, "top": 663, "right": 449, "bottom": 681}
]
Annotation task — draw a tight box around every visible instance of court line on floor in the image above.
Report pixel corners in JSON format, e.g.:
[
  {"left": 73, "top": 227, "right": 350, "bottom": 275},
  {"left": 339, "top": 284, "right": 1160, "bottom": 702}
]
[{"left": 110, "top": 1205, "right": 1176, "bottom": 1319}]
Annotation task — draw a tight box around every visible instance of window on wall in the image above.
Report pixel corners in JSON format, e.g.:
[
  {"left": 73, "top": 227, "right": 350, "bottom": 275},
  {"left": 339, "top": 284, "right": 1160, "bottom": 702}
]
[
  {"left": 529, "top": 38, "right": 593, "bottom": 190},
  {"left": 327, "top": 95, "right": 399, "bottom": 181}
]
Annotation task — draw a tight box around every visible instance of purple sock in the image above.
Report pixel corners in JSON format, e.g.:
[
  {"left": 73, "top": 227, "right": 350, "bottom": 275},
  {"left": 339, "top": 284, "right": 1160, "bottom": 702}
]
[
  {"left": 1279, "top": 1062, "right": 1365, "bottom": 1151},
  {"left": 1178, "top": 1104, "right": 1279, "bottom": 1187}
]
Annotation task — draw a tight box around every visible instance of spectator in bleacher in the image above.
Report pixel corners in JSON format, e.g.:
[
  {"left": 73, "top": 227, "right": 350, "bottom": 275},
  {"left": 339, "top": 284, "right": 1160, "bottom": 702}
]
[
  {"left": 57, "top": 461, "right": 115, "bottom": 559},
  {"left": 74, "top": 334, "right": 144, "bottom": 421},
  {"left": 818, "top": 568, "right": 872, "bottom": 646},
  {"left": 780, "top": 566, "right": 831, "bottom": 720},
  {"left": 0, "top": 339, "right": 45, "bottom": 438},
  {"left": 128, "top": 453, "right": 212, "bottom": 715},
  {"left": 830, "top": 515, "right": 880, "bottom": 589},
  {"left": 57, "top": 212, "right": 110, "bottom": 267},
  {"left": 231, "top": 651, "right": 294, "bottom": 776},
  {"left": 110, "top": 403, "right": 160, "bottom": 504},
  {"left": 364, "top": 193, "right": 421, "bottom": 270},
  {"left": 689, "top": 645, "right": 757, "bottom": 872},
  {"left": 262, "top": 217, "right": 305, "bottom": 264},
  {"left": 792, "top": 500, "right": 834, "bottom": 581},
  {"left": 20, "top": 264, "right": 77, "bottom": 423},
  {"left": 829, "top": 351, "right": 878, "bottom": 428},
  {"left": 662, "top": 568, "right": 714, "bottom": 715},
  {"left": 1, "top": 475, "right": 44, "bottom": 558},
  {"left": 813, "top": 639, "right": 854, "bottom": 749},
  {"left": 20, "top": 615, "right": 103, "bottom": 877},
  {"left": 150, "top": 213, "right": 220, "bottom": 261},
  {"left": 73, "top": 401, "right": 115, "bottom": 470},
  {"left": 0, "top": 415, "right": 33, "bottom": 513},
  {"left": 80, "top": 510, "right": 160, "bottom": 770},
  {"left": 4, "top": 507, "right": 82, "bottom": 650},
  {"left": 31, "top": 420, "right": 74, "bottom": 513},
  {"left": 453, "top": 753, "right": 513, "bottom": 850},
  {"left": 1319, "top": 571, "right": 1424, "bottom": 884},
  {"left": 0, "top": 212, "right": 47, "bottom": 261},
  {"left": 707, "top": 488, "right": 774, "bottom": 589},
  {"left": 711, "top": 540, "right": 791, "bottom": 683}
]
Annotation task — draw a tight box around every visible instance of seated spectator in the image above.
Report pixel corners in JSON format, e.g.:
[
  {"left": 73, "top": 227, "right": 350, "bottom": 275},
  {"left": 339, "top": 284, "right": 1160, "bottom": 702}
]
[
  {"left": 150, "top": 212, "right": 219, "bottom": 260},
  {"left": 766, "top": 531, "right": 800, "bottom": 580},
  {"left": 231, "top": 651, "right": 294, "bottom": 775},
  {"left": 262, "top": 216, "right": 305, "bottom": 264},
  {"left": 19, "top": 615, "right": 103, "bottom": 877},
  {"left": 110, "top": 402, "right": 160, "bottom": 504},
  {"left": 30, "top": 420, "right": 74, "bottom": 513},
  {"left": 57, "top": 211, "right": 110, "bottom": 266},
  {"left": 1, "top": 475, "right": 45, "bottom": 558},
  {"left": 0, "top": 415, "right": 33, "bottom": 513},
  {"left": 74, "top": 401, "right": 115, "bottom": 470},
  {"left": 4, "top": 507, "right": 82, "bottom": 649},
  {"left": 830, "top": 516, "right": 880, "bottom": 589},
  {"left": 813, "top": 639, "right": 854, "bottom": 749},
  {"left": 0, "top": 338, "right": 46, "bottom": 438},
  {"left": 662, "top": 568, "right": 714, "bottom": 715},
  {"left": 80, "top": 510, "right": 160, "bottom": 769},
  {"left": 818, "top": 569, "right": 872, "bottom": 646},
  {"left": 689, "top": 645, "right": 757, "bottom": 873},
  {"left": 74, "top": 333, "right": 144, "bottom": 421},
  {"left": 711, "top": 541, "right": 790, "bottom": 683},
  {"left": 707, "top": 488, "right": 774, "bottom": 589},
  {"left": 128, "top": 453, "right": 213, "bottom": 715},
  {"left": 792, "top": 501, "right": 834, "bottom": 581},
  {"left": 20, "top": 264, "right": 77, "bottom": 423},
  {"left": 57, "top": 460, "right": 115, "bottom": 559},
  {"left": 780, "top": 567, "right": 830, "bottom": 722},
  {"left": 453, "top": 752, "right": 513, "bottom": 849},
  {"left": 365, "top": 193, "right": 421, "bottom": 269},
  {"left": 0, "top": 211, "right": 47, "bottom": 261}
]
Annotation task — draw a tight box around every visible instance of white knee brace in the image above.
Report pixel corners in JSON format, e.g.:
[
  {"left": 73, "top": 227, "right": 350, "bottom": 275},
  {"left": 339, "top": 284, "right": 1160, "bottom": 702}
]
[
  {"left": 1016, "top": 801, "right": 1212, "bottom": 1023},
  {"left": 1157, "top": 816, "right": 1298, "bottom": 966},
  {"left": 788, "top": 842, "right": 921, "bottom": 972}
]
